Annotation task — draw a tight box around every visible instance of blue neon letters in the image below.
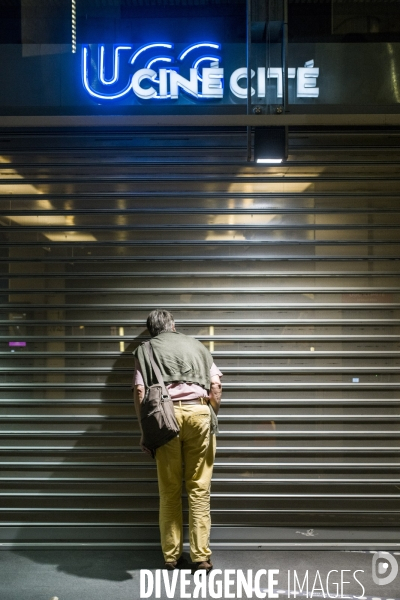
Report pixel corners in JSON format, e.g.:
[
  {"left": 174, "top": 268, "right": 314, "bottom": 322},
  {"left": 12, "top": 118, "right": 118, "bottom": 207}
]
[
  {"left": 82, "top": 42, "right": 223, "bottom": 101},
  {"left": 82, "top": 43, "right": 319, "bottom": 102}
]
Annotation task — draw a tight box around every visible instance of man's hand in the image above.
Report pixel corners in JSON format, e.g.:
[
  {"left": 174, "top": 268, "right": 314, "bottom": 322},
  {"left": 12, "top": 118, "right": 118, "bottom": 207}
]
[
  {"left": 133, "top": 385, "right": 149, "bottom": 452},
  {"left": 208, "top": 375, "right": 222, "bottom": 415},
  {"left": 140, "top": 435, "right": 153, "bottom": 456}
]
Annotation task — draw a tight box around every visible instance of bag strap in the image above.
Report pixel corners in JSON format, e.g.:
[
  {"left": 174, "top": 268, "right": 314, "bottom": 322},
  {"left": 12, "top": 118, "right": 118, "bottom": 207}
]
[{"left": 143, "top": 341, "right": 170, "bottom": 398}]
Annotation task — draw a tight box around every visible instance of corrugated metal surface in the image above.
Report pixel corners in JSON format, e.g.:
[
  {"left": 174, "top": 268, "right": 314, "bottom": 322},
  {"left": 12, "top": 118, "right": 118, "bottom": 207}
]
[{"left": 0, "top": 126, "right": 399, "bottom": 547}]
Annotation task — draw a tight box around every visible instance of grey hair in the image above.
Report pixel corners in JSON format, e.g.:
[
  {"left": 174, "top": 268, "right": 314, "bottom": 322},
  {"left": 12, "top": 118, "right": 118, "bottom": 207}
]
[{"left": 146, "top": 309, "right": 175, "bottom": 337}]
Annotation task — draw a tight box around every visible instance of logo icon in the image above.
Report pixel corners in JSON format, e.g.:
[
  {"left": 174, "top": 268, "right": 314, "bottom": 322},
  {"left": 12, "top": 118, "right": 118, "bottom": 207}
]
[{"left": 372, "top": 551, "right": 398, "bottom": 586}]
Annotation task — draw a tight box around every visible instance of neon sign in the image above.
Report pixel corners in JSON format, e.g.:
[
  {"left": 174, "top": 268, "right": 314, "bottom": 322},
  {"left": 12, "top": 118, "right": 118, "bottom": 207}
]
[{"left": 82, "top": 43, "right": 319, "bottom": 102}]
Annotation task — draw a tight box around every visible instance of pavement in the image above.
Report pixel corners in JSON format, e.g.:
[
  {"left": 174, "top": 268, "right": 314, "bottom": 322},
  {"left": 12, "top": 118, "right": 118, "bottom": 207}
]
[{"left": 0, "top": 548, "right": 399, "bottom": 600}]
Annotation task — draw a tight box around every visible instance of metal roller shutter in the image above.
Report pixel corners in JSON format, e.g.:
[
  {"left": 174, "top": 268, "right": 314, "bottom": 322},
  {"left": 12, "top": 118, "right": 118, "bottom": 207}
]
[{"left": 0, "top": 126, "right": 399, "bottom": 548}]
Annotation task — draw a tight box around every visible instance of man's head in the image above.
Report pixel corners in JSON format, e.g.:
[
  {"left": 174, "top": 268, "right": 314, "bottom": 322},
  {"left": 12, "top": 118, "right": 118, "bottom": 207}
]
[{"left": 146, "top": 309, "right": 176, "bottom": 337}]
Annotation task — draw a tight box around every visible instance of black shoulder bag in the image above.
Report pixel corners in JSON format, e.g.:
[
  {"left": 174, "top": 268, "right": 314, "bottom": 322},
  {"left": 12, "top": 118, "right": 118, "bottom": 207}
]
[{"left": 140, "top": 341, "right": 180, "bottom": 456}]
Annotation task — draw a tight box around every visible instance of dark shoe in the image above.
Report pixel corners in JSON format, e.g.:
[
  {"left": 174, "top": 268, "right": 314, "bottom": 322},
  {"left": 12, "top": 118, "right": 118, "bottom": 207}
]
[
  {"left": 192, "top": 560, "right": 213, "bottom": 575},
  {"left": 164, "top": 556, "right": 184, "bottom": 570}
]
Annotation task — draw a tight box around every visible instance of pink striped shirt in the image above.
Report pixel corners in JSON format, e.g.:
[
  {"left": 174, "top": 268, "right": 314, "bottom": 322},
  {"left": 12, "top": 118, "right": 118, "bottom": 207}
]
[{"left": 133, "top": 358, "right": 222, "bottom": 400}]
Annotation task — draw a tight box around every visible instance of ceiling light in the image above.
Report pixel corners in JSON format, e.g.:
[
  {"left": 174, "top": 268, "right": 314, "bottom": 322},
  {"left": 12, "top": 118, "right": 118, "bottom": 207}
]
[{"left": 254, "top": 126, "right": 286, "bottom": 163}]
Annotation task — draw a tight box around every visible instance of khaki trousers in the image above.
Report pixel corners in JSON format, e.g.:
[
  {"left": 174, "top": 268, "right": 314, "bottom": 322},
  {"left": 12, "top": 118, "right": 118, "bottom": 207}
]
[{"left": 155, "top": 401, "right": 216, "bottom": 563}]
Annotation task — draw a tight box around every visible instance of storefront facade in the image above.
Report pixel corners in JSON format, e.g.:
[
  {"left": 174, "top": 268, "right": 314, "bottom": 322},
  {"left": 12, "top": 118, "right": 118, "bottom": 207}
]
[{"left": 1, "top": 0, "right": 400, "bottom": 549}]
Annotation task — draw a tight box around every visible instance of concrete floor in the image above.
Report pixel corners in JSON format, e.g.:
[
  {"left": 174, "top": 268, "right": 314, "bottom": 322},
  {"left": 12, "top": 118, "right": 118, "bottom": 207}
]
[{"left": 0, "top": 549, "right": 399, "bottom": 600}]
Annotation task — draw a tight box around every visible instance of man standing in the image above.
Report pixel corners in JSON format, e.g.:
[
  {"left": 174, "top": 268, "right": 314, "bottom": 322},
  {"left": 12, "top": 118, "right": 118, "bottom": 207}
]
[{"left": 132, "top": 309, "right": 222, "bottom": 573}]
